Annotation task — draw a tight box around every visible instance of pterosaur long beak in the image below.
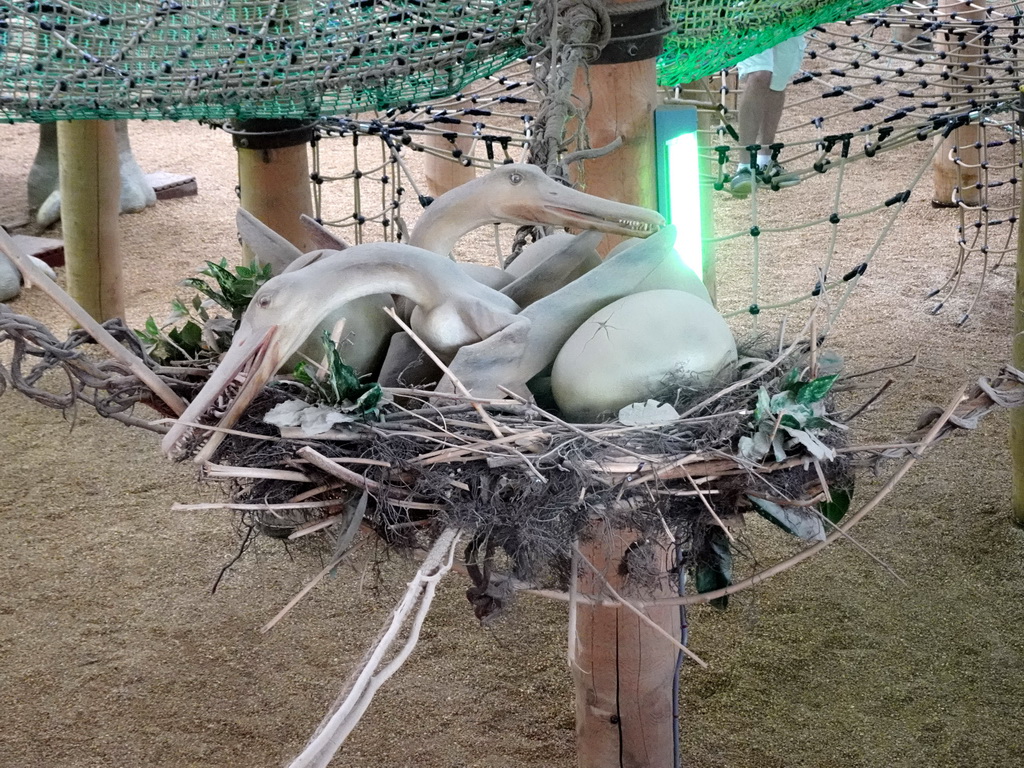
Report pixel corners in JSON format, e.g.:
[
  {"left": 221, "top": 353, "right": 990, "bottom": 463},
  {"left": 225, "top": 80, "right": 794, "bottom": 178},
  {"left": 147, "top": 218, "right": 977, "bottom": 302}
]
[
  {"left": 529, "top": 183, "right": 665, "bottom": 238},
  {"left": 161, "top": 323, "right": 282, "bottom": 462}
]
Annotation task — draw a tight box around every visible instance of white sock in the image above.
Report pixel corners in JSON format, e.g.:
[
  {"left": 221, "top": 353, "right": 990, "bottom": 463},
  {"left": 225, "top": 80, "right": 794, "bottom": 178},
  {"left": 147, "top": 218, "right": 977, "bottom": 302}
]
[{"left": 756, "top": 152, "right": 773, "bottom": 169}]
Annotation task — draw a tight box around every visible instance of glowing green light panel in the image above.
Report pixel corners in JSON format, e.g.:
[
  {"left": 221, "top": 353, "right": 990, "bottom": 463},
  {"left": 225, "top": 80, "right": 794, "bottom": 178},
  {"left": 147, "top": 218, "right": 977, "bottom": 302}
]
[{"left": 654, "top": 106, "right": 704, "bottom": 280}]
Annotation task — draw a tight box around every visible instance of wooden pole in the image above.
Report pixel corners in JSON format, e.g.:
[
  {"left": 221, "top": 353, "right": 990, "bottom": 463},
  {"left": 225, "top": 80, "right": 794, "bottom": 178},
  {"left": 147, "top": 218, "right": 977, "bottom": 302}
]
[
  {"left": 1012, "top": 176, "right": 1024, "bottom": 527},
  {"left": 931, "top": 0, "right": 984, "bottom": 207},
  {"left": 570, "top": 5, "right": 682, "bottom": 765},
  {"left": 574, "top": 56, "right": 659, "bottom": 258},
  {"left": 424, "top": 128, "right": 477, "bottom": 199},
  {"left": 573, "top": 522, "right": 681, "bottom": 768},
  {"left": 57, "top": 119, "right": 124, "bottom": 321},
  {"left": 235, "top": 120, "right": 316, "bottom": 256}
]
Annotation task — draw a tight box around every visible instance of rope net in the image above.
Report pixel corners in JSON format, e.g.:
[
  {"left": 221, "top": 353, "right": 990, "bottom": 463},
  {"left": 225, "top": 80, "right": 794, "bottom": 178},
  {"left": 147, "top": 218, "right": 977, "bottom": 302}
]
[
  {"left": 302, "top": 3, "right": 1021, "bottom": 324},
  {"left": 0, "top": 0, "right": 898, "bottom": 123},
  {"left": 659, "top": 0, "right": 894, "bottom": 86},
  {"left": 0, "top": 0, "right": 533, "bottom": 122},
  {"left": 700, "top": 2, "right": 1022, "bottom": 324}
]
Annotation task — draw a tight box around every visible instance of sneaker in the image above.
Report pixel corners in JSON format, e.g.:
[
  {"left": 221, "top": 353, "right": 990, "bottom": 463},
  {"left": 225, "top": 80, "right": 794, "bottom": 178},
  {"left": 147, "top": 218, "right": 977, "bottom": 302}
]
[
  {"left": 759, "top": 161, "right": 801, "bottom": 190},
  {"left": 729, "top": 166, "right": 755, "bottom": 197}
]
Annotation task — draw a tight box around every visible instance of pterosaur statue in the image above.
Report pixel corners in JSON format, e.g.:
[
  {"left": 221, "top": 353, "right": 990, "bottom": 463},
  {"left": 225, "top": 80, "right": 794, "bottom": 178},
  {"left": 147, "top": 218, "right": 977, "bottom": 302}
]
[{"left": 163, "top": 164, "right": 732, "bottom": 461}]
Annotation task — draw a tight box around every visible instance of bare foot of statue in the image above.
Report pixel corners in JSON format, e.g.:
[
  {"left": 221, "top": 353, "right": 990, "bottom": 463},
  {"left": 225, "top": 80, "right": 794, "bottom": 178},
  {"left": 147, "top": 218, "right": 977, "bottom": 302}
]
[{"left": 28, "top": 120, "right": 158, "bottom": 228}]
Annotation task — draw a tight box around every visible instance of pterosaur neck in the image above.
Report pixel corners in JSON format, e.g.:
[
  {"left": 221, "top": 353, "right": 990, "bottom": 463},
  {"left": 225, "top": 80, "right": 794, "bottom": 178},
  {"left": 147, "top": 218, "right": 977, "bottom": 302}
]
[{"left": 409, "top": 187, "right": 495, "bottom": 256}]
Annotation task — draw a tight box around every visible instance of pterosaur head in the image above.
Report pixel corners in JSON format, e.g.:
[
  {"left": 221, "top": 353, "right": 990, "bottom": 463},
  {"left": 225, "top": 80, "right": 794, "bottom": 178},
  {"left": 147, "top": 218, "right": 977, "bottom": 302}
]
[
  {"left": 160, "top": 242, "right": 518, "bottom": 462},
  {"left": 160, "top": 267, "right": 338, "bottom": 462},
  {"left": 490, "top": 164, "right": 664, "bottom": 237},
  {"left": 409, "top": 163, "right": 665, "bottom": 254}
]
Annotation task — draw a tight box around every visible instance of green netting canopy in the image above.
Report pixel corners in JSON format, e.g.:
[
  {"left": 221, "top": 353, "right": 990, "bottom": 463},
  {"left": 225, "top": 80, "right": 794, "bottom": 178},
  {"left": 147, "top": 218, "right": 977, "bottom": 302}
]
[
  {"left": 660, "top": 0, "right": 897, "bottom": 86},
  {"left": 1, "top": 0, "right": 898, "bottom": 124},
  {"left": 0, "top": 0, "right": 533, "bottom": 122}
]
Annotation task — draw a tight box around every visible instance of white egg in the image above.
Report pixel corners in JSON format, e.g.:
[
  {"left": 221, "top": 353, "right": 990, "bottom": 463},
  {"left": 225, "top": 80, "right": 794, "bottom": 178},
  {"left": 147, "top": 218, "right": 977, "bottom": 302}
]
[{"left": 551, "top": 289, "right": 737, "bottom": 422}]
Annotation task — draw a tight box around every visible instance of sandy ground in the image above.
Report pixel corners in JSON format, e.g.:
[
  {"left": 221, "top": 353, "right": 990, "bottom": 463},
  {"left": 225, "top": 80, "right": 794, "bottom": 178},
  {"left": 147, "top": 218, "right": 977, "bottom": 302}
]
[{"left": 1, "top": 93, "right": 1023, "bottom": 768}]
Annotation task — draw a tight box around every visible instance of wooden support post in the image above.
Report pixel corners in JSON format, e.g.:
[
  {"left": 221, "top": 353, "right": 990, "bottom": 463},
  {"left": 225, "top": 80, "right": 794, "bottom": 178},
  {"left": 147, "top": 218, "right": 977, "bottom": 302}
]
[
  {"left": 569, "top": 5, "right": 682, "bottom": 765},
  {"left": 931, "top": 0, "right": 984, "bottom": 207},
  {"left": 1012, "top": 186, "right": 1024, "bottom": 527},
  {"left": 424, "top": 127, "right": 477, "bottom": 199},
  {"left": 574, "top": 56, "right": 659, "bottom": 257},
  {"left": 573, "top": 522, "right": 680, "bottom": 768},
  {"left": 235, "top": 119, "right": 316, "bottom": 256},
  {"left": 57, "top": 119, "right": 124, "bottom": 321}
]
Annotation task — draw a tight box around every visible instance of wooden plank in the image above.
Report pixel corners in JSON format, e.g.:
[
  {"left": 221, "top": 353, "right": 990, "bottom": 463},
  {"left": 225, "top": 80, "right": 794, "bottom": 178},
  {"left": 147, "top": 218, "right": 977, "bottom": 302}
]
[
  {"left": 145, "top": 172, "right": 199, "bottom": 200},
  {"left": 10, "top": 234, "right": 64, "bottom": 268}
]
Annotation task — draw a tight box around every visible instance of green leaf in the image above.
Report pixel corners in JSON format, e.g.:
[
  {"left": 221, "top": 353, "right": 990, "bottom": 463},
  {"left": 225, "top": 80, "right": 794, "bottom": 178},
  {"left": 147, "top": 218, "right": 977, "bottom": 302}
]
[
  {"left": 169, "top": 320, "right": 204, "bottom": 354},
  {"left": 796, "top": 373, "right": 839, "bottom": 405},
  {"left": 355, "top": 383, "right": 384, "bottom": 414},
  {"left": 754, "top": 387, "right": 771, "bottom": 421},
  {"left": 293, "top": 361, "right": 317, "bottom": 389},
  {"left": 182, "top": 277, "right": 228, "bottom": 310},
  {"left": 693, "top": 527, "right": 732, "bottom": 609},
  {"left": 782, "top": 427, "right": 836, "bottom": 461},
  {"left": 779, "top": 413, "right": 802, "bottom": 429},
  {"left": 819, "top": 488, "right": 853, "bottom": 525},
  {"left": 780, "top": 367, "right": 803, "bottom": 393},
  {"left": 770, "top": 390, "right": 795, "bottom": 413}
]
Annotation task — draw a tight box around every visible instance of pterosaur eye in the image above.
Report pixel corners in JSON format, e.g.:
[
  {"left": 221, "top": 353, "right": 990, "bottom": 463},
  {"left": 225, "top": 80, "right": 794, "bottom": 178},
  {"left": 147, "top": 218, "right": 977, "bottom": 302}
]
[
  {"left": 257, "top": 293, "right": 273, "bottom": 309},
  {"left": 508, "top": 172, "right": 523, "bottom": 185}
]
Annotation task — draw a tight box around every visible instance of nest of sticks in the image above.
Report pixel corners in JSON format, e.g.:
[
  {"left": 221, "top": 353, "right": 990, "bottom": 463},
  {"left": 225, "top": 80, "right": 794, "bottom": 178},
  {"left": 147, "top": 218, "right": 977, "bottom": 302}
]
[{"left": 6, "top": 303, "right": 1023, "bottom": 620}]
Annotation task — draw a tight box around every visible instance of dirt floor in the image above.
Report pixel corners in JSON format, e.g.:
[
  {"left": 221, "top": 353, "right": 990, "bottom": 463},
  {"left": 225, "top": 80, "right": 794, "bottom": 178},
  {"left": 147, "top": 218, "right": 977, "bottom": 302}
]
[{"left": 2, "top": 90, "right": 1024, "bottom": 768}]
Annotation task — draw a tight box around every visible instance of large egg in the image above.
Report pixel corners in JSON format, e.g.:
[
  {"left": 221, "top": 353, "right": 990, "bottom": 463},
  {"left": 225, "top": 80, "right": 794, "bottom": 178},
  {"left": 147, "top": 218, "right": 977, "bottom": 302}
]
[{"left": 551, "top": 289, "right": 737, "bottom": 422}]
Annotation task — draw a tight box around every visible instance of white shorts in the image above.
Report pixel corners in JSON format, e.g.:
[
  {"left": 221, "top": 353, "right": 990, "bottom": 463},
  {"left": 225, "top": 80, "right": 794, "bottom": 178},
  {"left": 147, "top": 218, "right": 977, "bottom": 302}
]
[{"left": 737, "top": 35, "right": 807, "bottom": 91}]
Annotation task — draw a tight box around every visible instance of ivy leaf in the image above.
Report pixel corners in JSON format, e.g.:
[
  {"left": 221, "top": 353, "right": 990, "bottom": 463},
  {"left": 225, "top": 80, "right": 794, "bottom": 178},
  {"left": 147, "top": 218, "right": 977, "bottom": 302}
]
[
  {"left": 770, "top": 390, "right": 796, "bottom": 413},
  {"left": 693, "top": 527, "right": 732, "bottom": 609},
  {"left": 796, "top": 373, "right": 839, "bottom": 405},
  {"left": 783, "top": 426, "right": 836, "bottom": 461},
  {"left": 355, "top": 383, "right": 384, "bottom": 415},
  {"left": 780, "top": 367, "right": 803, "bottom": 393},
  {"left": 820, "top": 488, "right": 852, "bottom": 525},
  {"left": 754, "top": 387, "right": 772, "bottom": 421},
  {"left": 168, "top": 320, "right": 204, "bottom": 356},
  {"left": 779, "top": 413, "right": 802, "bottom": 429}
]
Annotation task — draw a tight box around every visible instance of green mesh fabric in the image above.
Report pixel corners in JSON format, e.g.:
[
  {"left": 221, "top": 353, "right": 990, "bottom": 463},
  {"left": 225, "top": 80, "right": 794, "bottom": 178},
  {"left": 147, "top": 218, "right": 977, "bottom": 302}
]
[
  {"left": 0, "top": 0, "right": 905, "bottom": 123},
  {"left": 0, "top": 0, "right": 532, "bottom": 123},
  {"left": 658, "top": 0, "right": 897, "bottom": 87}
]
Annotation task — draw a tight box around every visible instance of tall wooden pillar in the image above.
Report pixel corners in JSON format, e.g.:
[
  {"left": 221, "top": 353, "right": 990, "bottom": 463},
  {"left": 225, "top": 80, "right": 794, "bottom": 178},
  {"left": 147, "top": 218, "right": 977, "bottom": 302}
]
[
  {"left": 570, "top": 3, "right": 682, "bottom": 766},
  {"left": 573, "top": 522, "right": 681, "bottom": 768},
  {"left": 575, "top": 57, "right": 660, "bottom": 215},
  {"left": 234, "top": 119, "right": 316, "bottom": 256},
  {"left": 57, "top": 119, "right": 124, "bottom": 321},
  {"left": 931, "top": 0, "right": 985, "bottom": 207}
]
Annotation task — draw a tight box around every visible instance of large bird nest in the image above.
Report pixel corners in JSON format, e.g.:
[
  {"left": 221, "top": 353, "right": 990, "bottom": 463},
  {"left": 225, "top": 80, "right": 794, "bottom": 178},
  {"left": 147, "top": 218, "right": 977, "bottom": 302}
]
[{"left": 4, "top": 303, "right": 1022, "bottom": 620}]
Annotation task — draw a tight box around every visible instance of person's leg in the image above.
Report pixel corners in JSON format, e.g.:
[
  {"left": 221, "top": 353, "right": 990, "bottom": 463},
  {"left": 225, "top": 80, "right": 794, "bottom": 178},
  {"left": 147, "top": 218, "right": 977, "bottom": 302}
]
[
  {"left": 738, "top": 69, "right": 773, "bottom": 162},
  {"left": 758, "top": 87, "right": 786, "bottom": 149}
]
